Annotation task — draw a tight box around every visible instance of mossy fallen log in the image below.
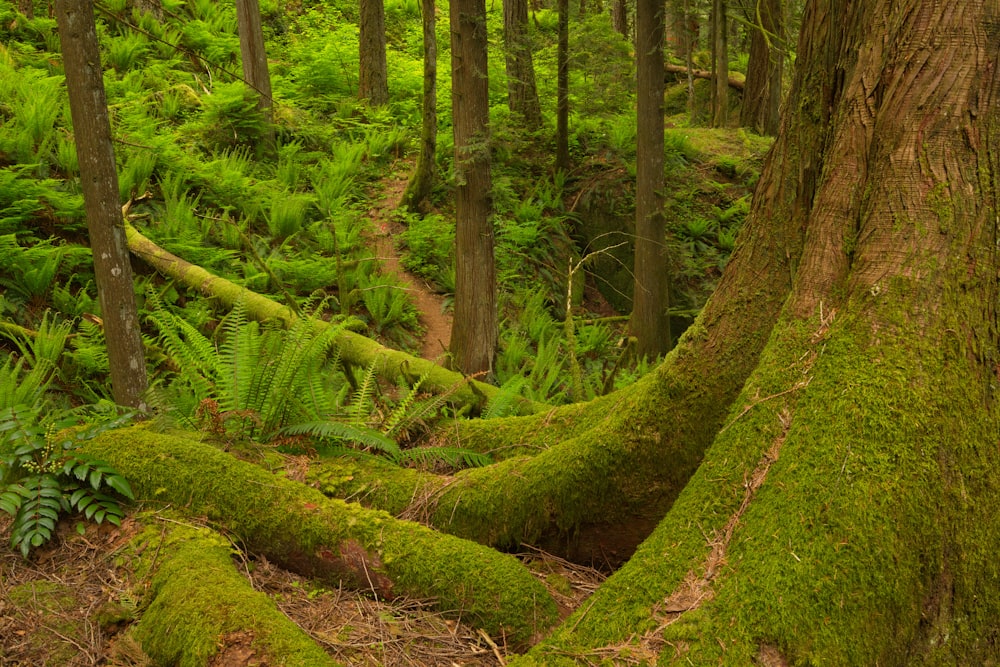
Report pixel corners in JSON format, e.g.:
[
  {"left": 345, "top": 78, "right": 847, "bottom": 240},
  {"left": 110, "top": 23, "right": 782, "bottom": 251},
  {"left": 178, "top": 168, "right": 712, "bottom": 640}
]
[
  {"left": 126, "top": 516, "right": 340, "bottom": 666},
  {"left": 125, "top": 221, "right": 542, "bottom": 415},
  {"left": 81, "top": 426, "right": 559, "bottom": 645}
]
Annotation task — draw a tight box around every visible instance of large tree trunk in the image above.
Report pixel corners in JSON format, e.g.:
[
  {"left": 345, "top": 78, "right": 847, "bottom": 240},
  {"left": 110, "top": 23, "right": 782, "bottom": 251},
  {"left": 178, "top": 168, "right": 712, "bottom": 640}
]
[
  {"left": 56, "top": 0, "right": 148, "bottom": 409},
  {"left": 449, "top": 0, "right": 498, "bottom": 375},
  {"left": 630, "top": 0, "right": 670, "bottom": 358},
  {"left": 358, "top": 0, "right": 389, "bottom": 105},
  {"left": 740, "top": 0, "right": 783, "bottom": 135},
  {"left": 401, "top": 0, "right": 438, "bottom": 211},
  {"left": 503, "top": 0, "right": 543, "bottom": 130},
  {"left": 515, "top": 0, "right": 1000, "bottom": 662}
]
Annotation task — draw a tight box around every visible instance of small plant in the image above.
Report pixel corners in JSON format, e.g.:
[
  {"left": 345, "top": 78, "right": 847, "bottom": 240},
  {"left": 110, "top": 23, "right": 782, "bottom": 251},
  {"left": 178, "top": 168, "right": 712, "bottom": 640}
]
[{"left": 0, "top": 405, "right": 135, "bottom": 557}]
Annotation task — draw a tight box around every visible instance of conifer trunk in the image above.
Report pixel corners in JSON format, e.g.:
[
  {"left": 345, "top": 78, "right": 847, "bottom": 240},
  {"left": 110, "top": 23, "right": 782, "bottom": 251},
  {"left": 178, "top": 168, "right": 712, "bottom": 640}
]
[
  {"left": 517, "top": 0, "right": 1000, "bottom": 661},
  {"left": 56, "top": 0, "right": 148, "bottom": 409},
  {"left": 449, "top": 0, "right": 498, "bottom": 375},
  {"left": 503, "top": 0, "right": 542, "bottom": 129},
  {"left": 740, "top": 0, "right": 783, "bottom": 135},
  {"left": 401, "top": 0, "right": 438, "bottom": 211},
  {"left": 358, "top": 0, "right": 389, "bottom": 105}
]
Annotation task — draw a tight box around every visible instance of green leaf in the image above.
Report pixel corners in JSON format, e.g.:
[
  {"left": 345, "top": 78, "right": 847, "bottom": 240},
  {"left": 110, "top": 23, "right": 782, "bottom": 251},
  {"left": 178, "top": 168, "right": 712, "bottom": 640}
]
[
  {"left": 94, "top": 509, "right": 106, "bottom": 523},
  {"left": 105, "top": 475, "right": 134, "bottom": 499},
  {"left": 89, "top": 469, "right": 102, "bottom": 489}
]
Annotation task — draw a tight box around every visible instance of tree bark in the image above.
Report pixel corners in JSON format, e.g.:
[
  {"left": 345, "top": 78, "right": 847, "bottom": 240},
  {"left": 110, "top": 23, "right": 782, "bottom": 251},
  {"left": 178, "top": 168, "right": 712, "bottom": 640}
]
[
  {"left": 235, "top": 0, "right": 275, "bottom": 150},
  {"left": 555, "top": 0, "right": 570, "bottom": 171},
  {"left": 611, "top": 0, "right": 628, "bottom": 38},
  {"left": 630, "top": 0, "right": 670, "bottom": 358},
  {"left": 55, "top": 0, "right": 148, "bottom": 409},
  {"left": 16, "top": 0, "right": 34, "bottom": 19},
  {"left": 503, "top": 0, "right": 543, "bottom": 129},
  {"left": 516, "top": 0, "right": 1000, "bottom": 662},
  {"left": 710, "top": 0, "right": 728, "bottom": 127},
  {"left": 358, "top": 0, "right": 389, "bottom": 105},
  {"left": 449, "top": 0, "right": 498, "bottom": 375},
  {"left": 401, "top": 0, "right": 438, "bottom": 212},
  {"left": 740, "top": 0, "right": 783, "bottom": 135}
]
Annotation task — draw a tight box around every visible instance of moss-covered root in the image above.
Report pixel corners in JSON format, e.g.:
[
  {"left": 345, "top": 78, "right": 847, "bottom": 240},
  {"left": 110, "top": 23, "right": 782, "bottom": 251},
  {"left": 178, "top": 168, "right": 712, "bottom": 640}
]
[
  {"left": 81, "top": 427, "right": 559, "bottom": 645},
  {"left": 128, "top": 518, "right": 339, "bottom": 667},
  {"left": 514, "top": 316, "right": 1000, "bottom": 665},
  {"left": 124, "top": 222, "right": 543, "bottom": 416}
]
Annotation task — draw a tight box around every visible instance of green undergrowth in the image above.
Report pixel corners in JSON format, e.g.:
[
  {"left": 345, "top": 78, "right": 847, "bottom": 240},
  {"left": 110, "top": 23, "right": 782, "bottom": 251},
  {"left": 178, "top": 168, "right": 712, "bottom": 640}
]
[
  {"left": 521, "top": 297, "right": 1000, "bottom": 665},
  {"left": 125, "top": 514, "right": 339, "bottom": 666}
]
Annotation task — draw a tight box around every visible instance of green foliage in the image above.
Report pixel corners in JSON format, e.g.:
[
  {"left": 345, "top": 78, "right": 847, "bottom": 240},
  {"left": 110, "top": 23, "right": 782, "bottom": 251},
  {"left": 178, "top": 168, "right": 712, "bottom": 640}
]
[{"left": 0, "top": 404, "right": 135, "bottom": 557}]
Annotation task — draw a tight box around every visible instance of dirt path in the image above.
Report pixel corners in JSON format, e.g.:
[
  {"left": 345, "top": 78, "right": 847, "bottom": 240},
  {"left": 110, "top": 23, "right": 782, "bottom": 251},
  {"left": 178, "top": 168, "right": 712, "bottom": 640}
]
[{"left": 368, "top": 169, "right": 453, "bottom": 364}]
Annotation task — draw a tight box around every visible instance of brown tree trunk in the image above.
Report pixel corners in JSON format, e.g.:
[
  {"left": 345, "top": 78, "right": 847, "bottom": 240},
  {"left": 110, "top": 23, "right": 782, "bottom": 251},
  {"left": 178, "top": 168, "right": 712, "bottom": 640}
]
[
  {"left": 630, "top": 0, "right": 670, "bottom": 358},
  {"left": 520, "top": 0, "right": 1000, "bottom": 662},
  {"left": 611, "top": 0, "right": 628, "bottom": 38},
  {"left": 55, "top": 0, "right": 148, "bottom": 409},
  {"left": 449, "top": 0, "right": 497, "bottom": 375},
  {"left": 401, "top": 0, "right": 438, "bottom": 212},
  {"left": 235, "top": 0, "right": 274, "bottom": 150},
  {"left": 555, "top": 0, "right": 570, "bottom": 171},
  {"left": 711, "top": 0, "right": 728, "bottom": 127},
  {"left": 359, "top": 0, "right": 389, "bottom": 105},
  {"left": 503, "top": 0, "right": 543, "bottom": 130},
  {"left": 740, "top": 0, "right": 784, "bottom": 135},
  {"left": 128, "top": 0, "right": 162, "bottom": 19},
  {"left": 16, "top": 0, "right": 34, "bottom": 18}
]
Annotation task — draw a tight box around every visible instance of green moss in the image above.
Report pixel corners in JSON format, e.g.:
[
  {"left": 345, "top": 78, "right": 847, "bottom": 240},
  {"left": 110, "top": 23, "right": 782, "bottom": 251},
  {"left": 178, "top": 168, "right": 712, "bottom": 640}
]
[
  {"left": 126, "top": 517, "right": 337, "bottom": 666},
  {"left": 80, "top": 428, "right": 558, "bottom": 645},
  {"left": 6, "top": 581, "right": 81, "bottom": 665}
]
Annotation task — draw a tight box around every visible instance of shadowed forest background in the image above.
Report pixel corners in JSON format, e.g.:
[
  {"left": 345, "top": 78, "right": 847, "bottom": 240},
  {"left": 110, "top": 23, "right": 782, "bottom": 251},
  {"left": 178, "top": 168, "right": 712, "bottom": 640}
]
[{"left": 1, "top": 0, "right": 998, "bottom": 664}]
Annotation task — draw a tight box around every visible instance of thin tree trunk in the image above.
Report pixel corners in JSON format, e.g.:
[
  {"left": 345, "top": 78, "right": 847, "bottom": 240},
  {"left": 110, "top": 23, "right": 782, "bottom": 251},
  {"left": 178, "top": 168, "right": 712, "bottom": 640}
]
[
  {"left": 503, "top": 0, "right": 542, "bottom": 129},
  {"left": 740, "top": 0, "right": 784, "bottom": 135},
  {"left": 711, "top": 0, "right": 728, "bottom": 127},
  {"left": 401, "top": 0, "right": 437, "bottom": 211},
  {"left": 555, "top": 0, "right": 570, "bottom": 171},
  {"left": 55, "top": 0, "right": 148, "bottom": 409},
  {"left": 448, "top": 0, "right": 497, "bottom": 375},
  {"left": 235, "top": 0, "right": 274, "bottom": 150},
  {"left": 631, "top": 0, "right": 670, "bottom": 358},
  {"left": 611, "top": 0, "right": 628, "bottom": 38},
  {"left": 359, "top": 0, "right": 389, "bottom": 105},
  {"left": 17, "top": 0, "right": 34, "bottom": 18}
]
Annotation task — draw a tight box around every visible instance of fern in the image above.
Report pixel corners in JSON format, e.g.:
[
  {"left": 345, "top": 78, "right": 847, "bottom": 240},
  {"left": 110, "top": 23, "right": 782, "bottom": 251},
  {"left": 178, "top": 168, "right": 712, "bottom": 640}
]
[
  {"left": 396, "top": 446, "right": 493, "bottom": 470},
  {"left": 275, "top": 420, "right": 400, "bottom": 458},
  {"left": 0, "top": 404, "right": 134, "bottom": 557}
]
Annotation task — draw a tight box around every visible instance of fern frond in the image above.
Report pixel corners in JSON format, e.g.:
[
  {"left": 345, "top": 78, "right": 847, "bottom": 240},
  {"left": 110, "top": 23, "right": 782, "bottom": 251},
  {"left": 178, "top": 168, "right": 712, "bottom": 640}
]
[
  {"left": 276, "top": 420, "right": 400, "bottom": 458},
  {"left": 483, "top": 377, "right": 527, "bottom": 420},
  {"left": 350, "top": 359, "right": 380, "bottom": 427},
  {"left": 381, "top": 375, "right": 426, "bottom": 438},
  {"left": 396, "top": 446, "right": 493, "bottom": 470}
]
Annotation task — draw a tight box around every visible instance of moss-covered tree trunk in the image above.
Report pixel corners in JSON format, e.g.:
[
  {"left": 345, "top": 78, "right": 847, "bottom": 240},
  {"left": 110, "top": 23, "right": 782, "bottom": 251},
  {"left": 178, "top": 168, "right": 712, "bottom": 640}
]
[{"left": 515, "top": 0, "right": 1000, "bottom": 662}]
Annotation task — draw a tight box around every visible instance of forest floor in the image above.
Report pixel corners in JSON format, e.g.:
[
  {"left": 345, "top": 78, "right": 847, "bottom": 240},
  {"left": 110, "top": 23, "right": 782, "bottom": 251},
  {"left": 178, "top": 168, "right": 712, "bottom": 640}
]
[
  {"left": 0, "top": 166, "right": 607, "bottom": 666},
  {"left": 0, "top": 495, "right": 605, "bottom": 666}
]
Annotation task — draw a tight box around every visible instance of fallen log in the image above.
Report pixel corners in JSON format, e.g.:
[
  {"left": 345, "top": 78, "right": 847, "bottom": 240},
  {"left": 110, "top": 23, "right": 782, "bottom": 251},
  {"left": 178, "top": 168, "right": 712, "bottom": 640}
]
[
  {"left": 665, "top": 63, "right": 745, "bottom": 91},
  {"left": 82, "top": 426, "right": 559, "bottom": 645},
  {"left": 124, "top": 221, "right": 544, "bottom": 416}
]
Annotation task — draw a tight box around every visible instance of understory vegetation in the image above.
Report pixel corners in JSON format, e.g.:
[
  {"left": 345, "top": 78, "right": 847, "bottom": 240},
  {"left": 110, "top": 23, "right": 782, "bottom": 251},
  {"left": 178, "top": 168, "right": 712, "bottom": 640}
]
[{"left": 1, "top": 0, "right": 773, "bottom": 662}]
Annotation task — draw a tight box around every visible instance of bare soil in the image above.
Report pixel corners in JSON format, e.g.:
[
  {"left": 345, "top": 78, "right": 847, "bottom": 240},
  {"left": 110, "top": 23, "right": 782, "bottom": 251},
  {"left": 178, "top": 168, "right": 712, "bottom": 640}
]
[{"left": 367, "top": 168, "right": 453, "bottom": 364}]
